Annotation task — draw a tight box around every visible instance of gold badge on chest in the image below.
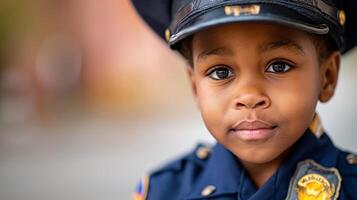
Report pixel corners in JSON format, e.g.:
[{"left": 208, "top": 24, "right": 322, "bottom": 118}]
[
  {"left": 286, "top": 160, "right": 341, "bottom": 200},
  {"left": 297, "top": 174, "right": 335, "bottom": 199}
]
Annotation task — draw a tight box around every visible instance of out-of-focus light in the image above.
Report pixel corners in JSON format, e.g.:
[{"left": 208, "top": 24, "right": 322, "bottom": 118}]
[
  {"left": 35, "top": 34, "right": 82, "bottom": 93},
  {"left": 0, "top": 68, "right": 35, "bottom": 124}
]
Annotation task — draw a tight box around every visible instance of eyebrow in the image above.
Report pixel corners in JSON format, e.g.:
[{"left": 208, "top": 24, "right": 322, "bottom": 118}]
[
  {"left": 196, "top": 39, "right": 305, "bottom": 62},
  {"left": 259, "top": 39, "right": 305, "bottom": 55},
  {"left": 197, "top": 47, "right": 233, "bottom": 62}
]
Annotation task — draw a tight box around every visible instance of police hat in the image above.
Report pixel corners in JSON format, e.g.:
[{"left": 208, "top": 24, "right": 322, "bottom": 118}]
[{"left": 132, "top": 0, "right": 357, "bottom": 54}]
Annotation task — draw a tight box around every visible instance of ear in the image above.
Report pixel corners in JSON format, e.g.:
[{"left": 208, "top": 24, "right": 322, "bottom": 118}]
[
  {"left": 186, "top": 66, "right": 197, "bottom": 99},
  {"left": 319, "top": 51, "right": 341, "bottom": 102}
]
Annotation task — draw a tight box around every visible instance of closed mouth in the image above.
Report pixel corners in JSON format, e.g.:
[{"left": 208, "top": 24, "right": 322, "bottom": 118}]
[
  {"left": 229, "top": 120, "right": 278, "bottom": 141},
  {"left": 231, "top": 120, "right": 277, "bottom": 131}
]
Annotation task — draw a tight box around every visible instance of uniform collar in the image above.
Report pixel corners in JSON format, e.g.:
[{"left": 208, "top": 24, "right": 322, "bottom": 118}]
[
  {"left": 185, "top": 142, "right": 243, "bottom": 199},
  {"left": 185, "top": 128, "right": 339, "bottom": 200}
]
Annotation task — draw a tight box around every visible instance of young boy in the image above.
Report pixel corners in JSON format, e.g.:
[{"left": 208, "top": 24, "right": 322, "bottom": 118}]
[{"left": 132, "top": 0, "right": 357, "bottom": 199}]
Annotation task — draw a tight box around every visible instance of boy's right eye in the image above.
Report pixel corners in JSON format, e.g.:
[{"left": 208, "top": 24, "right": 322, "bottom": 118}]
[{"left": 207, "top": 66, "right": 234, "bottom": 80}]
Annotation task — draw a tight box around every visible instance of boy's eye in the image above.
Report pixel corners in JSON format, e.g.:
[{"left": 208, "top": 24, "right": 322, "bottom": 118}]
[
  {"left": 208, "top": 66, "right": 233, "bottom": 80},
  {"left": 266, "top": 61, "right": 293, "bottom": 73}
]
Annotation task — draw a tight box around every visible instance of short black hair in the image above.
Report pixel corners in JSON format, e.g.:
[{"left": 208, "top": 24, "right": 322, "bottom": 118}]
[
  {"left": 178, "top": 36, "right": 194, "bottom": 66},
  {"left": 178, "top": 34, "right": 338, "bottom": 67},
  {"left": 311, "top": 34, "right": 338, "bottom": 64}
]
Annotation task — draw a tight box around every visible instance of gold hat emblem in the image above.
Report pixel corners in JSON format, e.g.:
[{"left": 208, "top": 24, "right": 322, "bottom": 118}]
[
  {"left": 296, "top": 174, "right": 335, "bottom": 200},
  {"left": 224, "top": 5, "right": 261, "bottom": 16}
]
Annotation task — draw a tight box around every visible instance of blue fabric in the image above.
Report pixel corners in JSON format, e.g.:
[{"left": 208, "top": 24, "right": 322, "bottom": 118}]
[
  {"left": 140, "top": 129, "right": 357, "bottom": 200},
  {"left": 131, "top": 0, "right": 357, "bottom": 53}
]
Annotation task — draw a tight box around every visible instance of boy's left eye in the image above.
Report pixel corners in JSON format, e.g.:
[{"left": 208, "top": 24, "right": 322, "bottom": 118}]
[{"left": 266, "top": 61, "right": 293, "bottom": 73}]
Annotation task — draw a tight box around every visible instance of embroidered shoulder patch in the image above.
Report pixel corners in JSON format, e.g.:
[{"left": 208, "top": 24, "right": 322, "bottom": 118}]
[
  {"left": 133, "top": 176, "right": 149, "bottom": 200},
  {"left": 285, "top": 160, "right": 341, "bottom": 200}
]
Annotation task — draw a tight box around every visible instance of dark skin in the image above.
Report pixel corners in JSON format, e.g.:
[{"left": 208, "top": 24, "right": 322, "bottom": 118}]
[{"left": 186, "top": 22, "right": 340, "bottom": 187}]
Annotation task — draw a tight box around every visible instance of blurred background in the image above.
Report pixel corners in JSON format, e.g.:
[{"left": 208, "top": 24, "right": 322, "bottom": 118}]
[{"left": 0, "top": 0, "right": 356, "bottom": 199}]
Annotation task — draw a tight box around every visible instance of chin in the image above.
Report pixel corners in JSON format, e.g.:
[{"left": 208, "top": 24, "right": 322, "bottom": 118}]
[
  {"left": 238, "top": 155, "right": 278, "bottom": 165},
  {"left": 230, "top": 146, "right": 284, "bottom": 165}
]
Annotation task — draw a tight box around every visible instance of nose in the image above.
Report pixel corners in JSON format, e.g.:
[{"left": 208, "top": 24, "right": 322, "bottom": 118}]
[{"left": 233, "top": 90, "right": 271, "bottom": 110}]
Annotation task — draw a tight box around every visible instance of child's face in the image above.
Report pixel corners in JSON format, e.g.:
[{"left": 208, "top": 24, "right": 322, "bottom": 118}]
[{"left": 188, "top": 22, "right": 340, "bottom": 164}]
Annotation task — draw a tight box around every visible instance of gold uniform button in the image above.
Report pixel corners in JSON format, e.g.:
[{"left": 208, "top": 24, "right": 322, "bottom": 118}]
[
  {"left": 165, "top": 28, "right": 171, "bottom": 43},
  {"left": 201, "top": 185, "right": 216, "bottom": 197},
  {"left": 196, "top": 146, "right": 211, "bottom": 160},
  {"left": 346, "top": 154, "right": 357, "bottom": 165},
  {"left": 338, "top": 10, "right": 346, "bottom": 26}
]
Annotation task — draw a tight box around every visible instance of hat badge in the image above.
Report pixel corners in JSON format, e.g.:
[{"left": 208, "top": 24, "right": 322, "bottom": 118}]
[{"left": 224, "top": 5, "right": 261, "bottom": 16}]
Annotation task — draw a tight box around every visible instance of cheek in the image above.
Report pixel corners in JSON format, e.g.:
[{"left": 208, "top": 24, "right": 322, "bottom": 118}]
[
  {"left": 195, "top": 82, "right": 229, "bottom": 136},
  {"left": 270, "top": 68, "right": 320, "bottom": 127}
]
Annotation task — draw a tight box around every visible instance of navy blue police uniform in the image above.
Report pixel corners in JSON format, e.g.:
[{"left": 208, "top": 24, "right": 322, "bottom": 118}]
[
  {"left": 134, "top": 116, "right": 357, "bottom": 199},
  {"left": 131, "top": 0, "right": 357, "bottom": 199}
]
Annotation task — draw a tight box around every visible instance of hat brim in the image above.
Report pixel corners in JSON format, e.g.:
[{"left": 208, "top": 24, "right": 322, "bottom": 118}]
[{"left": 169, "top": 3, "right": 331, "bottom": 49}]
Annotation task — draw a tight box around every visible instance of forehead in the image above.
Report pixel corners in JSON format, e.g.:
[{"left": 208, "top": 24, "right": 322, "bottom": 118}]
[{"left": 192, "top": 22, "right": 314, "bottom": 53}]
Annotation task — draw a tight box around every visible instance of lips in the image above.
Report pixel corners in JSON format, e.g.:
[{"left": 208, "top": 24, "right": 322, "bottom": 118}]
[
  {"left": 230, "top": 120, "right": 278, "bottom": 141},
  {"left": 233, "top": 120, "right": 276, "bottom": 130}
]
